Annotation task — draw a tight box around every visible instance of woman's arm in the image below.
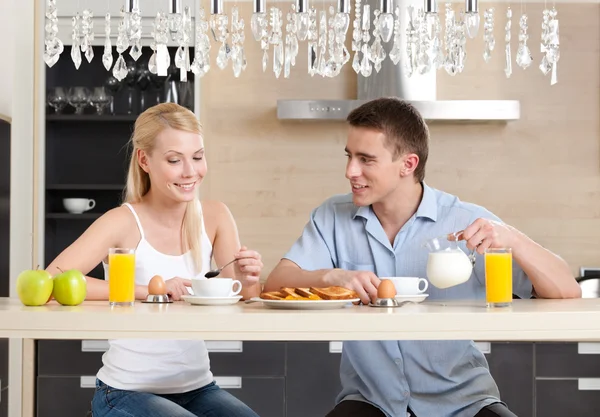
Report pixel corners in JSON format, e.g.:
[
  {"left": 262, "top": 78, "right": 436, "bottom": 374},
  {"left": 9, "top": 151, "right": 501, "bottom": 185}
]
[
  {"left": 204, "top": 200, "right": 262, "bottom": 300},
  {"left": 45, "top": 206, "right": 148, "bottom": 301}
]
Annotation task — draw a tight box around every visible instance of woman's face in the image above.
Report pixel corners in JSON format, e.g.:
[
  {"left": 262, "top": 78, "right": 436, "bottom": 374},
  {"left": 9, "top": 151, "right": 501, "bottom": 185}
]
[{"left": 139, "top": 127, "right": 207, "bottom": 203}]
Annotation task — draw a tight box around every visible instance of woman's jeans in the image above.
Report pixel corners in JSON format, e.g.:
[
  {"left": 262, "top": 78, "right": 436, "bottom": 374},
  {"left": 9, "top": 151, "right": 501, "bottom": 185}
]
[{"left": 91, "top": 379, "right": 260, "bottom": 417}]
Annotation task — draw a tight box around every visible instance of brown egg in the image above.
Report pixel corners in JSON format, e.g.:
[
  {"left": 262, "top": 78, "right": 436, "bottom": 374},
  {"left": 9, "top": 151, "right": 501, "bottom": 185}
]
[
  {"left": 377, "top": 280, "right": 397, "bottom": 299},
  {"left": 148, "top": 275, "right": 167, "bottom": 295}
]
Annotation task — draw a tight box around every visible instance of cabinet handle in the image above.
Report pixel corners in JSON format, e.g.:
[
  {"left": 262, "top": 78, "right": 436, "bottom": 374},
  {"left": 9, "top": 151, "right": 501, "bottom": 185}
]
[
  {"left": 81, "top": 340, "right": 110, "bottom": 352},
  {"left": 578, "top": 378, "right": 600, "bottom": 391},
  {"left": 474, "top": 342, "right": 491, "bottom": 354},
  {"left": 578, "top": 343, "right": 600, "bottom": 354},
  {"left": 205, "top": 341, "right": 243, "bottom": 353},
  {"left": 214, "top": 376, "right": 242, "bottom": 389},
  {"left": 80, "top": 376, "right": 97, "bottom": 389},
  {"left": 329, "top": 341, "right": 343, "bottom": 353}
]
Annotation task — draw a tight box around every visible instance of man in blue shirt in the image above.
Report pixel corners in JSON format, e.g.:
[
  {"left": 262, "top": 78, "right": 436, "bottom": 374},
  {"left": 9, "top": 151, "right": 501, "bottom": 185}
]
[{"left": 265, "top": 98, "right": 580, "bottom": 417}]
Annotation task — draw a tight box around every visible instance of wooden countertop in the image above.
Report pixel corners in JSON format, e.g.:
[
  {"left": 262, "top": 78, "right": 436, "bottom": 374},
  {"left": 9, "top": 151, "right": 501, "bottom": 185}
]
[{"left": 1, "top": 297, "right": 600, "bottom": 341}]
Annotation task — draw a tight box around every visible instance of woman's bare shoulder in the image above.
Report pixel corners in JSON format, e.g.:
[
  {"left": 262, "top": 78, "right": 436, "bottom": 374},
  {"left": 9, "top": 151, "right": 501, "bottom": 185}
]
[
  {"left": 201, "top": 199, "right": 233, "bottom": 220},
  {"left": 90, "top": 205, "right": 138, "bottom": 237}
]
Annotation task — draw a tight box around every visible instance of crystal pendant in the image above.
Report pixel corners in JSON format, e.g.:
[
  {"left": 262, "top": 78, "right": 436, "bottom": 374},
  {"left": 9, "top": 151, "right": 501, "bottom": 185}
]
[
  {"left": 112, "top": 54, "right": 128, "bottom": 81},
  {"left": 71, "top": 45, "right": 82, "bottom": 69},
  {"left": 251, "top": 13, "right": 263, "bottom": 41},
  {"left": 262, "top": 50, "right": 268, "bottom": 72},
  {"left": 465, "top": 12, "right": 480, "bottom": 38},
  {"left": 297, "top": 13, "right": 309, "bottom": 41},
  {"left": 216, "top": 44, "right": 228, "bottom": 69},
  {"left": 379, "top": 13, "right": 394, "bottom": 43},
  {"left": 129, "top": 40, "right": 142, "bottom": 61},
  {"left": 85, "top": 46, "right": 94, "bottom": 63},
  {"left": 148, "top": 52, "right": 157, "bottom": 74},
  {"left": 516, "top": 44, "right": 532, "bottom": 68}
]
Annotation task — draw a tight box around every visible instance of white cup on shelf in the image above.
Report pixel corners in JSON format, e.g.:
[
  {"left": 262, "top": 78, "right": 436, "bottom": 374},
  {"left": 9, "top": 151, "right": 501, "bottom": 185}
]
[{"left": 63, "top": 198, "right": 96, "bottom": 214}]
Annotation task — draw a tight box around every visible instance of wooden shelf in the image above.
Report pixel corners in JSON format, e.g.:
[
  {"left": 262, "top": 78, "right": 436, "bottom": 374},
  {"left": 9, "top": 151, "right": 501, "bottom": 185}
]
[
  {"left": 46, "top": 213, "right": 102, "bottom": 220},
  {"left": 46, "top": 184, "right": 124, "bottom": 191},
  {"left": 46, "top": 114, "right": 138, "bottom": 122}
]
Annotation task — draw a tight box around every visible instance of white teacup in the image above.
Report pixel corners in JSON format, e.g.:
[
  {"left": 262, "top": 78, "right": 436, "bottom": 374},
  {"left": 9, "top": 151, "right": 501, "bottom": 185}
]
[
  {"left": 63, "top": 198, "right": 96, "bottom": 214},
  {"left": 192, "top": 278, "right": 242, "bottom": 298},
  {"left": 382, "top": 277, "right": 429, "bottom": 295}
]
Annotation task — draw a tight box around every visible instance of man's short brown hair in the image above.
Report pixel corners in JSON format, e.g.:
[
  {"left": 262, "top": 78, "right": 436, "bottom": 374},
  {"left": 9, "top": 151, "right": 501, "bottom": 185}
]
[{"left": 346, "top": 98, "right": 429, "bottom": 183}]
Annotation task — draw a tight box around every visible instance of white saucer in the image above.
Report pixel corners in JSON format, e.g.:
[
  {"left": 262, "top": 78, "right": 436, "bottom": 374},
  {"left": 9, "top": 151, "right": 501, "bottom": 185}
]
[
  {"left": 181, "top": 295, "right": 242, "bottom": 306},
  {"left": 394, "top": 294, "right": 429, "bottom": 303}
]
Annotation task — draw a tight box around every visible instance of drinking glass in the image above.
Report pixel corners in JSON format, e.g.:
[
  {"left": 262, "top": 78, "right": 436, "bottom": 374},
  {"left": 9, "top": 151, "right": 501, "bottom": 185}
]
[
  {"left": 47, "top": 87, "right": 67, "bottom": 114},
  {"left": 108, "top": 248, "right": 136, "bottom": 306},
  {"left": 67, "top": 86, "right": 90, "bottom": 115},
  {"left": 90, "top": 87, "right": 111, "bottom": 115},
  {"left": 484, "top": 248, "right": 513, "bottom": 308}
]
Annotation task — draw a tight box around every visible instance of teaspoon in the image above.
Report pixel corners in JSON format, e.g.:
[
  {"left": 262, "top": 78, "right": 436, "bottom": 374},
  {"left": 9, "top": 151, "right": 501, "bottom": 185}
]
[{"left": 204, "top": 258, "right": 238, "bottom": 278}]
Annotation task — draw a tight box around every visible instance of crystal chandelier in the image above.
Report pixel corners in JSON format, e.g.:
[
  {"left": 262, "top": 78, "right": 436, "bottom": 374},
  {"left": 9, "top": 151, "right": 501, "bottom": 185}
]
[{"left": 43, "top": 0, "right": 562, "bottom": 85}]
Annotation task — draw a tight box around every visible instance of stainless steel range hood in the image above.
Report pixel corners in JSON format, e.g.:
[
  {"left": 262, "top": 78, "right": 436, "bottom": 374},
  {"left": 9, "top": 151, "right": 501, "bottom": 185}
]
[{"left": 277, "top": 0, "right": 520, "bottom": 122}]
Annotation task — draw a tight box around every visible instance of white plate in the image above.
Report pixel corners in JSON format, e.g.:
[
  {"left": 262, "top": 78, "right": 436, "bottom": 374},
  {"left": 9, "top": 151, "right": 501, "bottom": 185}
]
[
  {"left": 250, "top": 297, "right": 360, "bottom": 310},
  {"left": 394, "top": 294, "right": 429, "bottom": 303},
  {"left": 181, "top": 295, "right": 243, "bottom": 306}
]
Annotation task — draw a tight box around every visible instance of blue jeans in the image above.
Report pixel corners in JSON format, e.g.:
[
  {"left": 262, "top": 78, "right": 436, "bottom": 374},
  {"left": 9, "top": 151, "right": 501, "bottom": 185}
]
[{"left": 91, "top": 379, "right": 260, "bottom": 417}]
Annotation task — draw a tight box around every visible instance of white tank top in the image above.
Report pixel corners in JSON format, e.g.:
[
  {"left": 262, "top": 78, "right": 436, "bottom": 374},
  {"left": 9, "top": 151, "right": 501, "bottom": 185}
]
[{"left": 96, "top": 202, "right": 214, "bottom": 394}]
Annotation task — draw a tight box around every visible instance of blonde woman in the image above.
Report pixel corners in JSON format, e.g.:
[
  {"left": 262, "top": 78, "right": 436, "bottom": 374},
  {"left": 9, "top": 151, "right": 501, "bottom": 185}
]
[{"left": 46, "top": 103, "right": 263, "bottom": 416}]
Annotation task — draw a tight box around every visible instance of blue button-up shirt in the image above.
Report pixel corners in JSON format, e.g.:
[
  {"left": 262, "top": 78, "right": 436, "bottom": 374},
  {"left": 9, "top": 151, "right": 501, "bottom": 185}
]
[{"left": 283, "top": 183, "right": 532, "bottom": 417}]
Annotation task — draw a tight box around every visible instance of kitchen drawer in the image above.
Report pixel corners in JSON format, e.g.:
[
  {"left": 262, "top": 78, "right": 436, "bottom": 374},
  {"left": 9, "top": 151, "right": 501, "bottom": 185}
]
[
  {"left": 221, "top": 377, "right": 285, "bottom": 417},
  {"left": 37, "top": 340, "right": 104, "bottom": 376},
  {"left": 0, "top": 387, "right": 7, "bottom": 417},
  {"left": 286, "top": 341, "right": 342, "bottom": 417},
  {"left": 536, "top": 379, "right": 600, "bottom": 417},
  {"left": 0, "top": 339, "right": 7, "bottom": 389},
  {"left": 481, "top": 342, "right": 534, "bottom": 417},
  {"left": 36, "top": 376, "right": 95, "bottom": 417},
  {"left": 38, "top": 340, "right": 285, "bottom": 377},
  {"left": 536, "top": 342, "right": 600, "bottom": 377},
  {"left": 209, "top": 341, "right": 286, "bottom": 377}
]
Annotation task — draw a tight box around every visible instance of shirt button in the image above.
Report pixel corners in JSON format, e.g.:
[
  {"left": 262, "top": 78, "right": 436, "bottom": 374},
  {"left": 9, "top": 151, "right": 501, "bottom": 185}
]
[
  {"left": 394, "top": 359, "right": 402, "bottom": 365},
  {"left": 403, "top": 391, "right": 409, "bottom": 396}
]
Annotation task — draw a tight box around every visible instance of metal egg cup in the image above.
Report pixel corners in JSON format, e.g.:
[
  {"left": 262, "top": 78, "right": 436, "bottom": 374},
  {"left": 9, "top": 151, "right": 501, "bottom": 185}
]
[
  {"left": 141, "top": 294, "right": 172, "bottom": 304},
  {"left": 370, "top": 297, "right": 401, "bottom": 308}
]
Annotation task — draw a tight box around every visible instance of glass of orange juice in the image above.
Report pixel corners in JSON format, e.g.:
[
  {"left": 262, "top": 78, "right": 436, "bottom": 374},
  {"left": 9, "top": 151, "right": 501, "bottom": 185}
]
[
  {"left": 108, "top": 248, "right": 135, "bottom": 307},
  {"left": 484, "top": 248, "right": 513, "bottom": 308}
]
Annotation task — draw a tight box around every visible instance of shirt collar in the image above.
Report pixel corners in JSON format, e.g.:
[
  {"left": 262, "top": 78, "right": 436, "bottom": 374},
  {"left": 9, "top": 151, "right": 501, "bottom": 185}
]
[{"left": 352, "top": 182, "right": 438, "bottom": 222}]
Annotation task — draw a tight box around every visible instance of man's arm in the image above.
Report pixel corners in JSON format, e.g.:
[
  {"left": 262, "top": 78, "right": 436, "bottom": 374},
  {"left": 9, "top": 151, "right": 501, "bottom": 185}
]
[
  {"left": 462, "top": 218, "right": 580, "bottom": 299},
  {"left": 265, "top": 203, "right": 379, "bottom": 304}
]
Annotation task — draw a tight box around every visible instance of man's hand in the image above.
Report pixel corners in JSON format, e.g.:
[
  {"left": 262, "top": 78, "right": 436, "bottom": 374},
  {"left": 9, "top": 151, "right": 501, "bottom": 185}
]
[
  {"left": 459, "top": 218, "right": 516, "bottom": 254},
  {"left": 324, "top": 268, "right": 380, "bottom": 304}
]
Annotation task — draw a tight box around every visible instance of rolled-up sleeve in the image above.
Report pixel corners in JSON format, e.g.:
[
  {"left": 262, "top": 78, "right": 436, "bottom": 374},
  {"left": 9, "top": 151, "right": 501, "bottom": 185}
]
[
  {"left": 283, "top": 203, "right": 337, "bottom": 271},
  {"left": 469, "top": 207, "right": 533, "bottom": 300}
]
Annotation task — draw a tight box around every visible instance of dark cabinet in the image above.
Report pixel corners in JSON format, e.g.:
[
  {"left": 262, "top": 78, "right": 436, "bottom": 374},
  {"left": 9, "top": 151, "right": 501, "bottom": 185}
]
[
  {"left": 536, "top": 379, "right": 600, "bottom": 417},
  {"left": 286, "top": 342, "right": 342, "bottom": 417},
  {"left": 0, "top": 387, "right": 7, "bottom": 417},
  {"left": 483, "top": 342, "right": 535, "bottom": 417},
  {"left": 536, "top": 342, "right": 600, "bottom": 377},
  {"left": 224, "top": 377, "right": 285, "bottom": 417},
  {"left": 36, "top": 376, "right": 95, "bottom": 417}
]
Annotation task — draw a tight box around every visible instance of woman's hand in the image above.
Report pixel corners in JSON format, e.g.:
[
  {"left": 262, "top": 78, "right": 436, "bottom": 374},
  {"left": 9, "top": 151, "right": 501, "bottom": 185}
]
[
  {"left": 233, "top": 246, "right": 263, "bottom": 287},
  {"left": 164, "top": 277, "right": 192, "bottom": 301}
]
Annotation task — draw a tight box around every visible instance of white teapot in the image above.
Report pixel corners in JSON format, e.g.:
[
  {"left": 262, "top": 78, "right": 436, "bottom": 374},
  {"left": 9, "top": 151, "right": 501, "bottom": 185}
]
[{"left": 422, "top": 232, "right": 476, "bottom": 289}]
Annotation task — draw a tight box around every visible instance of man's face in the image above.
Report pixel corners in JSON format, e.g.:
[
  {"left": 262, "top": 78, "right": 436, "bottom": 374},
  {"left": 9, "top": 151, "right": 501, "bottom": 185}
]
[{"left": 345, "top": 126, "right": 406, "bottom": 207}]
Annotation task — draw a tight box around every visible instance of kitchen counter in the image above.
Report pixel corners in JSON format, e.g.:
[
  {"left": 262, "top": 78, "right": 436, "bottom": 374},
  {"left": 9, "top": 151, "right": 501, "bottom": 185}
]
[
  {"left": 3, "top": 296, "right": 600, "bottom": 417},
  {"left": 2, "top": 297, "right": 600, "bottom": 341}
]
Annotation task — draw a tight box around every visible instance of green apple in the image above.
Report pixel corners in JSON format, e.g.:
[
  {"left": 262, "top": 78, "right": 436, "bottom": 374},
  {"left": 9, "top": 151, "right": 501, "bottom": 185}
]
[
  {"left": 52, "top": 269, "right": 87, "bottom": 306},
  {"left": 16, "top": 269, "right": 54, "bottom": 306}
]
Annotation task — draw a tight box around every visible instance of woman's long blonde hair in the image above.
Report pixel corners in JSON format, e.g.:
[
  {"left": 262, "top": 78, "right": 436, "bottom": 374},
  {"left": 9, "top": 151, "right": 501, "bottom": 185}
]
[{"left": 124, "top": 103, "right": 204, "bottom": 274}]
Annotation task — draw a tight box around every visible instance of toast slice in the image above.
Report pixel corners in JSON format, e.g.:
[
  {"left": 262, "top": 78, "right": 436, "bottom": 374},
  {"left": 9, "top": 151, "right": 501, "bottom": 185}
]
[
  {"left": 294, "top": 288, "right": 315, "bottom": 298},
  {"left": 279, "top": 287, "right": 302, "bottom": 298},
  {"left": 259, "top": 291, "right": 286, "bottom": 300},
  {"left": 309, "top": 286, "right": 359, "bottom": 300}
]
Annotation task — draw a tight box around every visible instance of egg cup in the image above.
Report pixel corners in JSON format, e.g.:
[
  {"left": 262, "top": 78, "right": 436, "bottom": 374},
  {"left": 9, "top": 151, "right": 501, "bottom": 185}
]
[
  {"left": 370, "top": 297, "right": 401, "bottom": 308},
  {"left": 141, "top": 294, "right": 172, "bottom": 304}
]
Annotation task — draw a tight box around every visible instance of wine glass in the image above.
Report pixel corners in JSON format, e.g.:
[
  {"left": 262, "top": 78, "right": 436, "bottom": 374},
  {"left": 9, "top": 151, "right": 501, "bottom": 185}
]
[
  {"left": 67, "top": 87, "right": 90, "bottom": 115},
  {"left": 90, "top": 87, "right": 111, "bottom": 115},
  {"left": 47, "top": 87, "right": 68, "bottom": 114}
]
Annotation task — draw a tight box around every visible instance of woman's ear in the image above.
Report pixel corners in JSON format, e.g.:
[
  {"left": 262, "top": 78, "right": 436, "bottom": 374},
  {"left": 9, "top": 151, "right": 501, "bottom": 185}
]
[{"left": 137, "top": 149, "right": 150, "bottom": 173}]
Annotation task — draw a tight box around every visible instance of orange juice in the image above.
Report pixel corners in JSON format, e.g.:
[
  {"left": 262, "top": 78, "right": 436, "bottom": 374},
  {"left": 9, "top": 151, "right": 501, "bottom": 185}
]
[
  {"left": 108, "top": 249, "right": 135, "bottom": 306},
  {"left": 485, "top": 249, "right": 513, "bottom": 307}
]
